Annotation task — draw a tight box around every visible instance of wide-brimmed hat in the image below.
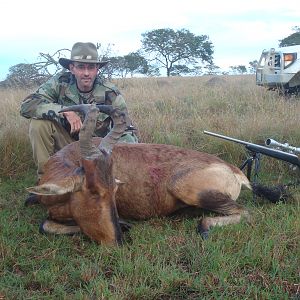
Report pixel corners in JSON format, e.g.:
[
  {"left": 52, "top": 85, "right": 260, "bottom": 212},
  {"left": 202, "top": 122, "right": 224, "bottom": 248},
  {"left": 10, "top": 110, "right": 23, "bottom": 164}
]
[{"left": 59, "top": 42, "right": 109, "bottom": 70}]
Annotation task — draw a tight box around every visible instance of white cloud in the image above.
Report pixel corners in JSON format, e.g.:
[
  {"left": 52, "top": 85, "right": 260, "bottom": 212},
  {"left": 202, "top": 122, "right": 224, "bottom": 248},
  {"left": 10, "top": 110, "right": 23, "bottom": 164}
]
[{"left": 1, "top": 0, "right": 299, "bottom": 79}]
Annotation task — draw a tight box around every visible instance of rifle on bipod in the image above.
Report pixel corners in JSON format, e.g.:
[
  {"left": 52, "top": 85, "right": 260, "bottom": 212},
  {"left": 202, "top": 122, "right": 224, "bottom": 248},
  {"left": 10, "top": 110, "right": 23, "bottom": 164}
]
[
  {"left": 204, "top": 131, "right": 300, "bottom": 202},
  {"left": 203, "top": 130, "right": 300, "bottom": 182}
]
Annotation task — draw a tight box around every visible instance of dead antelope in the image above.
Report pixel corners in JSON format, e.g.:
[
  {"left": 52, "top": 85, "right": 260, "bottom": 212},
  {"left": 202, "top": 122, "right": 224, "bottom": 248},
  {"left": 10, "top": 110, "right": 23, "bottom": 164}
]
[
  {"left": 28, "top": 104, "right": 128, "bottom": 245},
  {"left": 27, "top": 104, "right": 274, "bottom": 245}
]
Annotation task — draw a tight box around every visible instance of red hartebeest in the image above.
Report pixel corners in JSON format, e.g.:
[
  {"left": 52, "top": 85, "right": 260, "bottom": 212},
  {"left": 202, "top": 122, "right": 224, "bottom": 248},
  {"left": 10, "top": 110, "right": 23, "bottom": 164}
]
[{"left": 27, "top": 104, "right": 273, "bottom": 245}]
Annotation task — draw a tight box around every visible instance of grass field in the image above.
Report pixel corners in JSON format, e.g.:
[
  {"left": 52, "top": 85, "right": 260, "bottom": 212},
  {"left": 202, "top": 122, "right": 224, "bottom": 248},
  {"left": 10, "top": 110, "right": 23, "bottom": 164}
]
[{"left": 0, "top": 75, "right": 299, "bottom": 299}]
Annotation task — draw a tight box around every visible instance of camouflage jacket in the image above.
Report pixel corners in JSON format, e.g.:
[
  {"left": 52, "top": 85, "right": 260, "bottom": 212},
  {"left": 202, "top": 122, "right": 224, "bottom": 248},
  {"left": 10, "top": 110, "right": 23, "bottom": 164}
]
[{"left": 20, "top": 71, "right": 137, "bottom": 139}]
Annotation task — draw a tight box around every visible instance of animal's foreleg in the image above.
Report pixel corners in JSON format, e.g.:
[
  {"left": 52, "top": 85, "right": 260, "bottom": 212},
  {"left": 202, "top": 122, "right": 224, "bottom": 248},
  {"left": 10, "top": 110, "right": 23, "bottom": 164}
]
[{"left": 40, "top": 219, "right": 81, "bottom": 235}]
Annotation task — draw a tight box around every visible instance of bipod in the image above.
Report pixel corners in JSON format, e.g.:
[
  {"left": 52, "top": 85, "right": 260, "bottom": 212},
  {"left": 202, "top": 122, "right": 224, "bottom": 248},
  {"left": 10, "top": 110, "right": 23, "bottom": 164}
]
[
  {"left": 239, "top": 152, "right": 262, "bottom": 182},
  {"left": 240, "top": 152, "right": 262, "bottom": 200}
]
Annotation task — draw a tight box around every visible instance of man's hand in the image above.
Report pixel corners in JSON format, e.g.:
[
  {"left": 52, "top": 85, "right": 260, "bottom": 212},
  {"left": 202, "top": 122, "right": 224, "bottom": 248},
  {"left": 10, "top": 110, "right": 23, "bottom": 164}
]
[{"left": 61, "top": 111, "right": 82, "bottom": 134}]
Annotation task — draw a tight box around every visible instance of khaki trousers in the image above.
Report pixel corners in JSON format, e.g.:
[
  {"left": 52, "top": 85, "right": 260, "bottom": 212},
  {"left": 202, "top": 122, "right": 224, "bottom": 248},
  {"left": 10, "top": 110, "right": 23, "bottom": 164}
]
[{"left": 29, "top": 119, "right": 75, "bottom": 178}]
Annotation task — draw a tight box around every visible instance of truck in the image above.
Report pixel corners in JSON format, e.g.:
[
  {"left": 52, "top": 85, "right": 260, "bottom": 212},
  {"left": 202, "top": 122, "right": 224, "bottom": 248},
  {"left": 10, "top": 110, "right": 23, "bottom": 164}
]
[{"left": 256, "top": 45, "right": 300, "bottom": 95}]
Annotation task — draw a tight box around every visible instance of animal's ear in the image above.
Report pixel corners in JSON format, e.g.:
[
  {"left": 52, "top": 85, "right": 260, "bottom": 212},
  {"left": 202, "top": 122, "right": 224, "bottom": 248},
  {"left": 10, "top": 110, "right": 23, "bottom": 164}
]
[{"left": 27, "top": 175, "right": 84, "bottom": 196}]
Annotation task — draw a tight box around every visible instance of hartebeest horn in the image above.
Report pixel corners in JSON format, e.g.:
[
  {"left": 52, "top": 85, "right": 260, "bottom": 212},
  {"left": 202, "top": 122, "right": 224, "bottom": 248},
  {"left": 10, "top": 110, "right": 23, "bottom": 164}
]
[
  {"left": 78, "top": 105, "right": 101, "bottom": 159},
  {"left": 59, "top": 104, "right": 114, "bottom": 117},
  {"left": 59, "top": 104, "right": 110, "bottom": 159},
  {"left": 99, "top": 108, "right": 128, "bottom": 154},
  {"left": 59, "top": 104, "right": 127, "bottom": 158}
]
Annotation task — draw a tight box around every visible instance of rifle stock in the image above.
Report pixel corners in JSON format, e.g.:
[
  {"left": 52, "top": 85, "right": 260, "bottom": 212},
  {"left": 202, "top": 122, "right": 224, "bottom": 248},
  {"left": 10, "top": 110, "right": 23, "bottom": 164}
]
[{"left": 204, "top": 130, "right": 300, "bottom": 168}]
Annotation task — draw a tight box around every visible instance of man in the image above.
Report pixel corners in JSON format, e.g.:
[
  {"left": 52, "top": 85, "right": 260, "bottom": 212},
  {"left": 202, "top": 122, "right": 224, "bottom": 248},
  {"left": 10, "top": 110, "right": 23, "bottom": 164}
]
[{"left": 21, "top": 42, "right": 138, "bottom": 180}]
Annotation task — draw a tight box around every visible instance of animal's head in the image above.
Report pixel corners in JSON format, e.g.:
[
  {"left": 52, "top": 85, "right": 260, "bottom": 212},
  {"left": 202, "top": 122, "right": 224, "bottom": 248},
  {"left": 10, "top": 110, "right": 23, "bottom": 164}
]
[{"left": 27, "top": 104, "right": 127, "bottom": 245}]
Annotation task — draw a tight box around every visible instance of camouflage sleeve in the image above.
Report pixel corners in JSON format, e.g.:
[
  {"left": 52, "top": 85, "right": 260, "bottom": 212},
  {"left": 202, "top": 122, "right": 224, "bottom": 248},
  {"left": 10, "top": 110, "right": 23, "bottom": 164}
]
[
  {"left": 107, "top": 88, "right": 139, "bottom": 143},
  {"left": 112, "top": 94, "right": 128, "bottom": 113},
  {"left": 104, "top": 84, "right": 128, "bottom": 112},
  {"left": 20, "top": 75, "right": 65, "bottom": 122},
  {"left": 108, "top": 91, "right": 132, "bottom": 125},
  {"left": 94, "top": 83, "right": 138, "bottom": 142}
]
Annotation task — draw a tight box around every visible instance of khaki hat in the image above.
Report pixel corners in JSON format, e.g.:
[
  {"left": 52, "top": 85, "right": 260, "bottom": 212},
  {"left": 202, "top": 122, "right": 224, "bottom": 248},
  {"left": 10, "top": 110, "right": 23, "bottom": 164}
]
[{"left": 59, "top": 42, "right": 109, "bottom": 70}]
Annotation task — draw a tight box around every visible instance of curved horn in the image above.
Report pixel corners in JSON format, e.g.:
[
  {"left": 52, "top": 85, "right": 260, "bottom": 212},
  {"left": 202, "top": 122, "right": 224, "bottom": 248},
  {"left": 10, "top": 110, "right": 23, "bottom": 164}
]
[
  {"left": 59, "top": 104, "right": 127, "bottom": 157},
  {"left": 99, "top": 108, "right": 128, "bottom": 154},
  {"left": 59, "top": 104, "right": 91, "bottom": 116},
  {"left": 59, "top": 104, "right": 118, "bottom": 159},
  {"left": 78, "top": 104, "right": 101, "bottom": 159},
  {"left": 59, "top": 104, "right": 114, "bottom": 118}
]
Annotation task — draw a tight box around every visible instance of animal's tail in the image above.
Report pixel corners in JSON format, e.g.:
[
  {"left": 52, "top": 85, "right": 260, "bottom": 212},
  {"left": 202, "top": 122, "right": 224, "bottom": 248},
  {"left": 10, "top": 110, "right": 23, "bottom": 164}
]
[
  {"left": 251, "top": 183, "right": 289, "bottom": 203},
  {"left": 235, "top": 170, "right": 290, "bottom": 203}
]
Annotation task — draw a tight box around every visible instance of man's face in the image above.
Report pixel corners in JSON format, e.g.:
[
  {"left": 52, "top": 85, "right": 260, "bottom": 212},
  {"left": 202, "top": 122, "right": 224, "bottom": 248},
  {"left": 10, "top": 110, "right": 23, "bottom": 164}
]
[{"left": 69, "top": 62, "right": 99, "bottom": 92}]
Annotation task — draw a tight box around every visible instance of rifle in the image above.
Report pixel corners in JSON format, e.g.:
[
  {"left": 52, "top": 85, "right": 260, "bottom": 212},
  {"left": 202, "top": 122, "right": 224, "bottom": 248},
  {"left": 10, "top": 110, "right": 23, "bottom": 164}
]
[
  {"left": 203, "top": 130, "right": 300, "bottom": 181},
  {"left": 265, "top": 138, "right": 300, "bottom": 155}
]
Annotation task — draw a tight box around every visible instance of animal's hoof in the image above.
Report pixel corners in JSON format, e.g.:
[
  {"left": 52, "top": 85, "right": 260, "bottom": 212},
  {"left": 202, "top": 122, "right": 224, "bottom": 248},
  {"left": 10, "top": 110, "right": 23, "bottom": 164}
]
[
  {"left": 197, "top": 224, "right": 210, "bottom": 240},
  {"left": 119, "top": 219, "right": 132, "bottom": 232},
  {"left": 200, "top": 231, "right": 209, "bottom": 240},
  {"left": 39, "top": 221, "right": 46, "bottom": 234},
  {"left": 25, "top": 193, "right": 39, "bottom": 207}
]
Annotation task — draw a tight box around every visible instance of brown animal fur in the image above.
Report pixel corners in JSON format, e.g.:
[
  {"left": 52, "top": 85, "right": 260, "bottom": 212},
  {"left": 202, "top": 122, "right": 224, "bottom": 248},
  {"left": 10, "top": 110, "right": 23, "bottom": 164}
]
[
  {"left": 28, "top": 105, "right": 126, "bottom": 245},
  {"left": 30, "top": 137, "right": 252, "bottom": 244}
]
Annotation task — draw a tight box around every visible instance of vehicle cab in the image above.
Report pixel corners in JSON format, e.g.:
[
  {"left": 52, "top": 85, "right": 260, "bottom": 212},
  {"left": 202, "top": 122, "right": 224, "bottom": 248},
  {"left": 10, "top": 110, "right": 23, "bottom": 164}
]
[{"left": 256, "top": 45, "right": 300, "bottom": 94}]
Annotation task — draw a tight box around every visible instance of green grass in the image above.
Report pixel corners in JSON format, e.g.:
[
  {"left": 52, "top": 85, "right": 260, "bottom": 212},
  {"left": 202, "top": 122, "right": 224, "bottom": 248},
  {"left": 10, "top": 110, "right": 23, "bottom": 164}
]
[
  {"left": 0, "top": 76, "right": 300, "bottom": 299},
  {"left": 0, "top": 174, "right": 299, "bottom": 299}
]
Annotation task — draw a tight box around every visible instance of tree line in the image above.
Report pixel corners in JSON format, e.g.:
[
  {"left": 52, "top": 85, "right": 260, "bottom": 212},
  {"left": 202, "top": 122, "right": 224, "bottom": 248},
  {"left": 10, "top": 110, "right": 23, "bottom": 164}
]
[{"left": 1, "top": 27, "right": 299, "bottom": 88}]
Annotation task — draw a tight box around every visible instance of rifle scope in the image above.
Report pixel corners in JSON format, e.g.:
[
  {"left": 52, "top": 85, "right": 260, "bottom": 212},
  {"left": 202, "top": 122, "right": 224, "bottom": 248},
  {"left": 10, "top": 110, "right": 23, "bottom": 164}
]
[{"left": 265, "top": 138, "right": 300, "bottom": 154}]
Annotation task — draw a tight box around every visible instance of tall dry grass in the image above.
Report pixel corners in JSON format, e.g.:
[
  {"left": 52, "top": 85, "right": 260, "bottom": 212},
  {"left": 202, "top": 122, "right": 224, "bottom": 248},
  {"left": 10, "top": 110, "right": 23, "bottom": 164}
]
[
  {"left": 0, "top": 88, "right": 35, "bottom": 178},
  {"left": 117, "top": 75, "right": 300, "bottom": 176},
  {"left": 118, "top": 75, "right": 300, "bottom": 143},
  {"left": 1, "top": 75, "right": 300, "bottom": 178}
]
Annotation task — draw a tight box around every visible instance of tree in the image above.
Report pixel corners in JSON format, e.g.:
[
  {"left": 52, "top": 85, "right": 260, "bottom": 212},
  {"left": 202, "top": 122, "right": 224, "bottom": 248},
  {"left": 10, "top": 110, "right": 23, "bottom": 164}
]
[
  {"left": 229, "top": 65, "right": 247, "bottom": 75},
  {"left": 103, "top": 52, "right": 158, "bottom": 78},
  {"left": 169, "top": 65, "right": 191, "bottom": 76},
  {"left": 1, "top": 43, "right": 118, "bottom": 85},
  {"left": 279, "top": 26, "right": 300, "bottom": 47},
  {"left": 203, "top": 64, "right": 221, "bottom": 75},
  {"left": 1, "top": 48, "right": 70, "bottom": 87},
  {"left": 2, "top": 63, "right": 50, "bottom": 87},
  {"left": 141, "top": 28, "right": 214, "bottom": 77},
  {"left": 248, "top": 60, "right": 258, "bottom": 74},
  {"left": 123, "top": 52, "right": 148, "bottom": 77},
  {"left": 106, "top": 56, "right": 127, "bottom": 78},
  {"left": 123, "top": 52, "right": 160, "bottom": 77}
]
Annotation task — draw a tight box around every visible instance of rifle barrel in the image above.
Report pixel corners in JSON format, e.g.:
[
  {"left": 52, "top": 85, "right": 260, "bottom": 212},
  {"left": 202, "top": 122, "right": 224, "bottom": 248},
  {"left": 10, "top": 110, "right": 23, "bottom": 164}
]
[
  {"left": 204, "top": 131, "right": 248, "bottom": 146},
  {"left": 204, "top": 130, "right": 300, "bottom": 167}
]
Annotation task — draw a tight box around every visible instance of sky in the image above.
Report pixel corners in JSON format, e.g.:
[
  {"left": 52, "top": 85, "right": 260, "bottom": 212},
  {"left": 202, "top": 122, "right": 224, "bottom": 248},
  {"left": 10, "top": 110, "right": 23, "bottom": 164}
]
[{"left": 1, "top": 0, "right": 300, "bottom": 80}]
